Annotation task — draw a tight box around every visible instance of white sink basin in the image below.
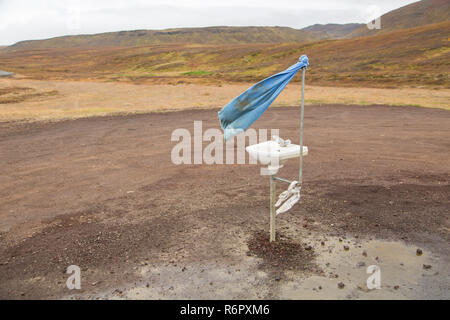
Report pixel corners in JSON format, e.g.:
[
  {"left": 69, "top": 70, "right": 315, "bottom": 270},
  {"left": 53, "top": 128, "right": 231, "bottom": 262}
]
[{"left": 246, "top": 140, "right": 308, "bottom": 166}]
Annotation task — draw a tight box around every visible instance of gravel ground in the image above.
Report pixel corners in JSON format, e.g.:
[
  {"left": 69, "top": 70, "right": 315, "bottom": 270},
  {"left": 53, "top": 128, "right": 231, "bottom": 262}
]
[{"left": 0, "top": 105, "right": 448, "bottom": 299}]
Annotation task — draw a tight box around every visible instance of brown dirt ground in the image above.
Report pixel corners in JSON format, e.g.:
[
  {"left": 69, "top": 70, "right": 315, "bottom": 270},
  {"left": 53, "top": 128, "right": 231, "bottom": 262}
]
[{"left": 0, "top": 105, "right": 449, "bottom": 299}]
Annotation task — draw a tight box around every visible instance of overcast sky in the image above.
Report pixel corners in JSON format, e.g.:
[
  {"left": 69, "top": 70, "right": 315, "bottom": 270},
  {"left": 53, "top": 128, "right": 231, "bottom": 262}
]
[{"left": 0, "top": 0, "right": 418, "bottom": 45}]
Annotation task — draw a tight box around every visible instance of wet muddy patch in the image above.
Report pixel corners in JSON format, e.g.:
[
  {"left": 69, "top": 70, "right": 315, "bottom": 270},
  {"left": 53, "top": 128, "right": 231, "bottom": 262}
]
[{"left": 246, "top": 230, "right": 321, "bottom": 279}]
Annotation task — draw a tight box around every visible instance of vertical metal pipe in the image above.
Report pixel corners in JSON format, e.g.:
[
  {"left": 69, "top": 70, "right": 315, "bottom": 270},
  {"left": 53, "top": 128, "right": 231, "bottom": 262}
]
[
  {"left": 269, "top": 174, "right": 276, "bottom": 242},
  {"left": 299, "top": 68, "right": 305, "bottom": 185}
]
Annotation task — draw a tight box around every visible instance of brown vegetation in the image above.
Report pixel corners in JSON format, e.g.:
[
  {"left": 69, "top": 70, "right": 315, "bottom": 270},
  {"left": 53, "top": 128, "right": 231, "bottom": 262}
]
[
  {"left": 350, "top": 0, "right": 450, "bottom": 38},
  {"left": 6, "top": 25, "right": 362, "bottom": 51},
  {"left": 0, "top": 78, "right": 448, "bottom": 122},
  {"left": 0, "top": 86, "right": 58, "bottom": 104},
  {"left": 1, "top": 22, "right": 448, "bottom": 88}
]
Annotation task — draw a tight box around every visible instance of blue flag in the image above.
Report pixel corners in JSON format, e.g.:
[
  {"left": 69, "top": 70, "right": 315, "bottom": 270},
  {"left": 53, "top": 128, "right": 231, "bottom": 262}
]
[{"left": 218, "top": 55, "right": 309, "bottom": 141}]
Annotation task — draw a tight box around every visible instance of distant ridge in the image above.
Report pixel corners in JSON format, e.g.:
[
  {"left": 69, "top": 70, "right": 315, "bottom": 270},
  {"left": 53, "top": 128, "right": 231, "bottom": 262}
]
[
  {"left": 6, "top": 25, "right": 362, "bottom": 51},
  {"left": 301, "top": 23, "right": 363, "bottom": 38},
  {"left": 349, "top": 0, "right": 450, "bottom": 38},
  {"left": 4, "top": 0, "right": 450, "bottom": 50}
]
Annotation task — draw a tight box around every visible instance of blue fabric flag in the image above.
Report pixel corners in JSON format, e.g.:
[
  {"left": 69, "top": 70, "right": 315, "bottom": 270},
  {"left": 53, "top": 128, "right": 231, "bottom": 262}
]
[{"left": 218, "top": 55, "right": 309, "bottom": 141}]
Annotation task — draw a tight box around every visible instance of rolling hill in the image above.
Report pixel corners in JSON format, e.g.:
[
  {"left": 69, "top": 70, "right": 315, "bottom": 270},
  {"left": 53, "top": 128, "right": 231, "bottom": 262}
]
[
  {"left": 1, "top": 21, "right": 448, "bottom": 88},
  {"left": 6, "top": 26, "right": 324, "bottom": 51},
  {"left": 349, "top": 0, "right": 450, "bottom": 38},
  {"left": 302, "top": 23, "right": 363, "bottom": 38},
  {"left": 1, "top": 0, "right": 448, "bottom": 88},
  {"left": 6, "top": 24, "right": 366, "bottom": 51},
  {"left": 4, "top": 0, "right": 448, "bottom": 51}
]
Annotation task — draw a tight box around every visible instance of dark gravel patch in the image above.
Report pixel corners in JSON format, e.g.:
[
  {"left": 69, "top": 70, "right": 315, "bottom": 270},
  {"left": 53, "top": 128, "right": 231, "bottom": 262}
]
[{"left": 247, "top": 230, "right": 320, "bottom": 277}]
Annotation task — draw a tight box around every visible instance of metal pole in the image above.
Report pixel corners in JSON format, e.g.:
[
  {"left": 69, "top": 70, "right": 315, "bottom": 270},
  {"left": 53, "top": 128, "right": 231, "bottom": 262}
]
[
  {"left": 269, "top": 174, "right": 276, "bottom": 242},
  {"left": 299, "top": 68, "right": 306, "bottom": 185}
]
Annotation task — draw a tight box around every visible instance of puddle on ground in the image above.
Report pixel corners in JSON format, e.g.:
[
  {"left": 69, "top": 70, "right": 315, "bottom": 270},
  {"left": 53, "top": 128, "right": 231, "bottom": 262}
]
[
  {"left": 279, "top": 236, "right": 449, "bottom": 299},
  {"left": 64, "top": 233, "right": 449, "bottom": 300}
]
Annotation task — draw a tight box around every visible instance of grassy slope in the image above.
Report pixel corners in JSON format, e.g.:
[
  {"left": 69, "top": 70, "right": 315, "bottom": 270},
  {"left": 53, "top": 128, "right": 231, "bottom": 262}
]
[
  {"left": 350, "top": 0, "right": 450, "bottom": 38},
  {"left": 302, "top": 23, "right": 364, "bottom": 38},
  {"left": 0, "top": 22, "right": 448, "bottom": 88},
  {"left": 7, "top": 26, "right": 329, "bottom": 50},
  {"left": 7, "top": 25, "right": 369, "bottom": 51}
]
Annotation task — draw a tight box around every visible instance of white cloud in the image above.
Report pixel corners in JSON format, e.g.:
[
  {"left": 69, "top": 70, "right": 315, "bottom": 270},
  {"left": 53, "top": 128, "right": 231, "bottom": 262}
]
[{"left": 0, "top": 0, "right": 417, "bottom": 45}]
